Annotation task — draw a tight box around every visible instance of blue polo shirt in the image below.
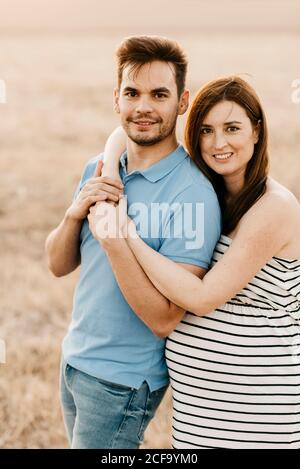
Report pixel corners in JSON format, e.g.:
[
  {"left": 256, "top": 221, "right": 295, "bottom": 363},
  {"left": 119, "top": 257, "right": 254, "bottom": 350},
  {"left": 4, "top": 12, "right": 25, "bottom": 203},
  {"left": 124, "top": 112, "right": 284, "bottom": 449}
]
[{"left": 62, "top": 144, "right": 221, "bottom": 391}]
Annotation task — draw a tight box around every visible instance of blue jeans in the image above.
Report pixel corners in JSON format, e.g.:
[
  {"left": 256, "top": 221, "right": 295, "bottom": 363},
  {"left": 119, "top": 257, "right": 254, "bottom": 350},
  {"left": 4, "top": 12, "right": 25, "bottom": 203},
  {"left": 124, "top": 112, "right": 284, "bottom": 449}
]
[{"left": 59, "top": 359, "right": 168, "bottom": 449}]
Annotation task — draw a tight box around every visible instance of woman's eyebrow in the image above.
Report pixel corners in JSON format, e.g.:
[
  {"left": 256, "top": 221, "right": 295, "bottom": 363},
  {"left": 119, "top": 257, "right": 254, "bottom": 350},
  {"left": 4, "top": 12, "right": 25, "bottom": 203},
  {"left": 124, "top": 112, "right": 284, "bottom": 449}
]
[
  {"left": 224, "top": 120, "right": 242, "bottom": 125},
  {"left": 202, "top": 120, "right": 242, "bottom": 127}
]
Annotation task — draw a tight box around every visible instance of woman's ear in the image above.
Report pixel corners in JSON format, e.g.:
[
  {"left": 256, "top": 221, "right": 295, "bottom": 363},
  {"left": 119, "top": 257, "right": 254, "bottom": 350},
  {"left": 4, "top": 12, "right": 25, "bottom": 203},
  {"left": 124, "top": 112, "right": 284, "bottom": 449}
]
[{"left": 253, "top": 119, "right": 261, "bottom": 144}]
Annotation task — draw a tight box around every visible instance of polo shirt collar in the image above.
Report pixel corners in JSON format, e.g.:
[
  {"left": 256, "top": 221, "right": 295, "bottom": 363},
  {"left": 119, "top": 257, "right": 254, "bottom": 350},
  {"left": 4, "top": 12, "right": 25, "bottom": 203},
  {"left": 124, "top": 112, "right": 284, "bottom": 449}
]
[{"left": 119, "top": 144, "right": 188, "bottom": 183}]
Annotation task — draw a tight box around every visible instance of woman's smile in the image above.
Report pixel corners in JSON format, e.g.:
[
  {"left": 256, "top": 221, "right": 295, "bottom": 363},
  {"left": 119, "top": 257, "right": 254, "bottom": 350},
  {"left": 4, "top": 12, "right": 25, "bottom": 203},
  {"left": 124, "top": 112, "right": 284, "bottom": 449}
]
[{"left": 212, "top": 151, "right": 234, "bottom": 161}]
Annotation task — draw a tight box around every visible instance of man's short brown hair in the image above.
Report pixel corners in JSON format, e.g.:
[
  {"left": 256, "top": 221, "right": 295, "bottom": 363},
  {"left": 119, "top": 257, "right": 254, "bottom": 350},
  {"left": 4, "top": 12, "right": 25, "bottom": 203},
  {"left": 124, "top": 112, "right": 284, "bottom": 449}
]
[{"left": 116, "top": 35, "right": 188, "bottom": 97}]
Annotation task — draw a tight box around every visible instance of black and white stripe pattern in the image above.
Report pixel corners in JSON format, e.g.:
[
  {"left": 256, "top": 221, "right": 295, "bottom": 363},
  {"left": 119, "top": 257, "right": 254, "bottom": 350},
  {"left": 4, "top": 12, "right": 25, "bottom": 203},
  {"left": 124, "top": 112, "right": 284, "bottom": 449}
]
[{"left": 166, "top": 235, "right": 300, "bottom": 449}]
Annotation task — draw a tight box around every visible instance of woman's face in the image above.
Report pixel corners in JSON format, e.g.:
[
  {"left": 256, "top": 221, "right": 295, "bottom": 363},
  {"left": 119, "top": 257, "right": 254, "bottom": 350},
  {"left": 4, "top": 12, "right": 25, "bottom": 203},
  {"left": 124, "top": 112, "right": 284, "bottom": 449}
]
[{"left": 199, "top": 100, "right": 259, "bottom": 180}]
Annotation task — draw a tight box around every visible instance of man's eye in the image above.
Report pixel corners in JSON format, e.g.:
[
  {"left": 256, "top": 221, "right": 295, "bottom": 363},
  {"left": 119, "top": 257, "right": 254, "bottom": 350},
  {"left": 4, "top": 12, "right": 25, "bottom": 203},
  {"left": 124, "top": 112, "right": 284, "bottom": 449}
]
[
  {"left": 125, "top": 91, "right": 137, "bottom": 97},
  {"left": 155, "top": 93, "right": 167, "bottom": 99}
]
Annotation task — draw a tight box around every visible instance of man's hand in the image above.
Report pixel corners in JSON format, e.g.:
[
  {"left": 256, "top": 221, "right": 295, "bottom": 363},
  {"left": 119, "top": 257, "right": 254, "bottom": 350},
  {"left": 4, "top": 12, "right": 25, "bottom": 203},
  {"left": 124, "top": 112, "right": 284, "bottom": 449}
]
[{"left": 66, "top": 160, "right": 124, "bottom": 221}]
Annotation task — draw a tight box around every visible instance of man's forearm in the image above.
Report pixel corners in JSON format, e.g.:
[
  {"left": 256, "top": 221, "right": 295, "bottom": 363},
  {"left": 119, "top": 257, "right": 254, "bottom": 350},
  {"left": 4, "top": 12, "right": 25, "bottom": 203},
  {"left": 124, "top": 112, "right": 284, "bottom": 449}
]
[
  {"left": 45, "top": 210, "right": 82, "bottom": 277},
  {"left": 103, "top": 238, "right": 185, "bottom": 337}
]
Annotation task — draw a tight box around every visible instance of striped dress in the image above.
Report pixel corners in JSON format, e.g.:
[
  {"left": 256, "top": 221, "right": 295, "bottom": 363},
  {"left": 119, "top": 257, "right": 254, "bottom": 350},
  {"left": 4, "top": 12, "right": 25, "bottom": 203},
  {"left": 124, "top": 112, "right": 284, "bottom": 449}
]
[{"left": 166, "top": 234, "right": 300, "bottom": 449}]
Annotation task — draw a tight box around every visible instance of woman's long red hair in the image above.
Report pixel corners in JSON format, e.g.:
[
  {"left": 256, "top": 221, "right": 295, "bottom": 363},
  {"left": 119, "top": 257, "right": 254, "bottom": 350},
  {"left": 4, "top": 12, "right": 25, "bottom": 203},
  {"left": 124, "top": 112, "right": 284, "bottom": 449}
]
[{"left": 185, "top": 76, "right": 269, "bottom": 235}]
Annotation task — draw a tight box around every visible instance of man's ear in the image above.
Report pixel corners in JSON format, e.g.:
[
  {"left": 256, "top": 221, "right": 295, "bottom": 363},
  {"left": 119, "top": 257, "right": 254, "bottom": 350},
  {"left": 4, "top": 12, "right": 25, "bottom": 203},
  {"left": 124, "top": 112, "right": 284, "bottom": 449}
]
[
  {"left": 114, "top": 88, "right": 120, "bottom": 114},
  {"left": 178, "top": 89, "right": 189, "bottom": 116}
]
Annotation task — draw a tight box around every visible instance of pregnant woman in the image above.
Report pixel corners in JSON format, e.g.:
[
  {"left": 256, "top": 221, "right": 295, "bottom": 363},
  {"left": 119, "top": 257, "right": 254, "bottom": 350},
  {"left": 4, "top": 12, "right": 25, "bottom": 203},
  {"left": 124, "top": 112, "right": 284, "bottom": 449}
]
[{"left": 98, "top": 76, "right": 300, "bottom": 449}]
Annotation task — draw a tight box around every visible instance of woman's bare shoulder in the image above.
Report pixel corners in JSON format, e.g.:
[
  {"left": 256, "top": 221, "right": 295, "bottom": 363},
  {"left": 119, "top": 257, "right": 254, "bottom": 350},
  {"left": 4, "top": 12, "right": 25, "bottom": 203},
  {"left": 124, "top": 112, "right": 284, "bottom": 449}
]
[
  {"left": 264, "top": 179, "right": 300, "bottom": 227},
  {"left": 266, "top": 178, "right": 300, "bottom": 207},
  {"left": 235, "top": 179, "right": 299, "bottom": 241},
  {"left": 229, "top": 179, "right": 300, "bottom": 241},
  {"left": 236, "top": 179, "right": 300, "bottom": 259},
  {"left": 264, "top": 179, "right": 300, "bottom": 258}
]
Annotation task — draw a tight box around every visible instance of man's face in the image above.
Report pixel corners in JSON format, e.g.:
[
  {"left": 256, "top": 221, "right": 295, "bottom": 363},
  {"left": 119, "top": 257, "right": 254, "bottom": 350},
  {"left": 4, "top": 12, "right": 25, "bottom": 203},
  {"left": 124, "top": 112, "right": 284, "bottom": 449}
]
[{"left": 114, "top": 60, "right": 188, "bottom": 146}]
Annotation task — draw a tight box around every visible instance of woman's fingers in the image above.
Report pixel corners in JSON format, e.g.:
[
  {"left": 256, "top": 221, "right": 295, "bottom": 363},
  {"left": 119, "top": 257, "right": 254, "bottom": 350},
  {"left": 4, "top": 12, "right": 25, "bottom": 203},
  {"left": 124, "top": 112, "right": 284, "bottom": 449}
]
[{"left": 93, "top": 160, "right": 104, "bottom": 177}]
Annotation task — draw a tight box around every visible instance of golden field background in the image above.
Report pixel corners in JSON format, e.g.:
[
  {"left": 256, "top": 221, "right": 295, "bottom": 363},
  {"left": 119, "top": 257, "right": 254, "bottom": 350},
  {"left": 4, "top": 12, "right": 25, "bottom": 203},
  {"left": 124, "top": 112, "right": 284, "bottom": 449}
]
[{"left": 0, "top": 0, "right": 299, "bottom": 448}]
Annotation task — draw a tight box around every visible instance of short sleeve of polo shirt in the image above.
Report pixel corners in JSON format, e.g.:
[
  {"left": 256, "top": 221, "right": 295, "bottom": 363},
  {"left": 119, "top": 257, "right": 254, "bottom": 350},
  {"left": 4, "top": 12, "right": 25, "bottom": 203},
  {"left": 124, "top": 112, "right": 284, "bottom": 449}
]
[{"left": 158, "top": 183, "right": 221, "bottom": 269}]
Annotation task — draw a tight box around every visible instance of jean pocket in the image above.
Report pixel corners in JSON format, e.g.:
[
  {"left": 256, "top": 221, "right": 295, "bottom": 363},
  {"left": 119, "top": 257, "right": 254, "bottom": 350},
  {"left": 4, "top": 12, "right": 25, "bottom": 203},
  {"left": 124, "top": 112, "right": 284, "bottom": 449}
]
[{"left": 96, "top": 376, "right": 134, "bottom": 392}]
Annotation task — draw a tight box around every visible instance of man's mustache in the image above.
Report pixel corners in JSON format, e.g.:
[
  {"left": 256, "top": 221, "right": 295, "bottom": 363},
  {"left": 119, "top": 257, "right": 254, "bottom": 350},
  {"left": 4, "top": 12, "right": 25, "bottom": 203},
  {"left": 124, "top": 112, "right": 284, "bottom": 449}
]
[{"left": 127, "top": 116, "right": 162, "bottom": 124}]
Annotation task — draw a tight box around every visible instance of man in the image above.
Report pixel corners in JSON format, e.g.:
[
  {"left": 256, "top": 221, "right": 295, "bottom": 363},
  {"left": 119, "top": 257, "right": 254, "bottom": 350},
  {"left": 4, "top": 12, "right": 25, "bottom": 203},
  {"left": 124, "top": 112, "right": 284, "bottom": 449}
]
[{"left": 46, "top": 35, "right": 221, "bottom": 449}]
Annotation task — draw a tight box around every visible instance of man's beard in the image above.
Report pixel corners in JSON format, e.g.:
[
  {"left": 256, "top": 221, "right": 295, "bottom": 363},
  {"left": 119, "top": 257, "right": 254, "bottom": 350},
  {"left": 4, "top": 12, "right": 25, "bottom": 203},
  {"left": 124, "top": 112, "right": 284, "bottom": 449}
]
[{"left": 124, "top": 115, "right": 178, "bottom": 147}]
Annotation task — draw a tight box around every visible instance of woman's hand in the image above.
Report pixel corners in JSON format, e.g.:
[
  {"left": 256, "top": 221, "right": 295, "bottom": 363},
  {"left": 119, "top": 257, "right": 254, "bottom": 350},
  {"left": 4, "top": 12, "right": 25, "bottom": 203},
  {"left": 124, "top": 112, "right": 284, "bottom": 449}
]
[
  {"left": 88, "top": 201, "right": 120, "bottom": 242},
  {"left": 88, "top": 195, "right": 137, "bottom": 248},
  {"left": 102, "top": 126, "right": 127, "bottom": 182},
  {"left": 117, "top": 196, "right": 138, "bottom": 240}
]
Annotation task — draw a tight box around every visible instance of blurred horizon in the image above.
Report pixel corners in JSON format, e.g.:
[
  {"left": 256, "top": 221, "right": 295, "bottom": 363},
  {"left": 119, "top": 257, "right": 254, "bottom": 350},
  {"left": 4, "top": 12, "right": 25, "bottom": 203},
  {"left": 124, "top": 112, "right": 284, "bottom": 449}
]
[{"left": 0, "top": 0, "right": 299, "bottom": 35}]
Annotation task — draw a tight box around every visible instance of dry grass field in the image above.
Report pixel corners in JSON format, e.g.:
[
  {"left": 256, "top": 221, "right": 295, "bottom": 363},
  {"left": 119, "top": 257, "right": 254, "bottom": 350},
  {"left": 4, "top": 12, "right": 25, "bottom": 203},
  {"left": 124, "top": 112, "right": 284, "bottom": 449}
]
[{"left": 0, "top": 0, "right": 299, "bottom": 448}]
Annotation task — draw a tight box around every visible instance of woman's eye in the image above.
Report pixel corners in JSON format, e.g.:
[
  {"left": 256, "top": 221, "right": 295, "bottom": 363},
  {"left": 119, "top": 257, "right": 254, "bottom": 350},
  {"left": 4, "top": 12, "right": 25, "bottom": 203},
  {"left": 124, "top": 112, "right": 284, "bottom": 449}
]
[
  {"left": 227, "top": 126, "right": 239, "bottom": 132},
  {"left": 200, "top": 128, "right": 212, "bottom": 134}
]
